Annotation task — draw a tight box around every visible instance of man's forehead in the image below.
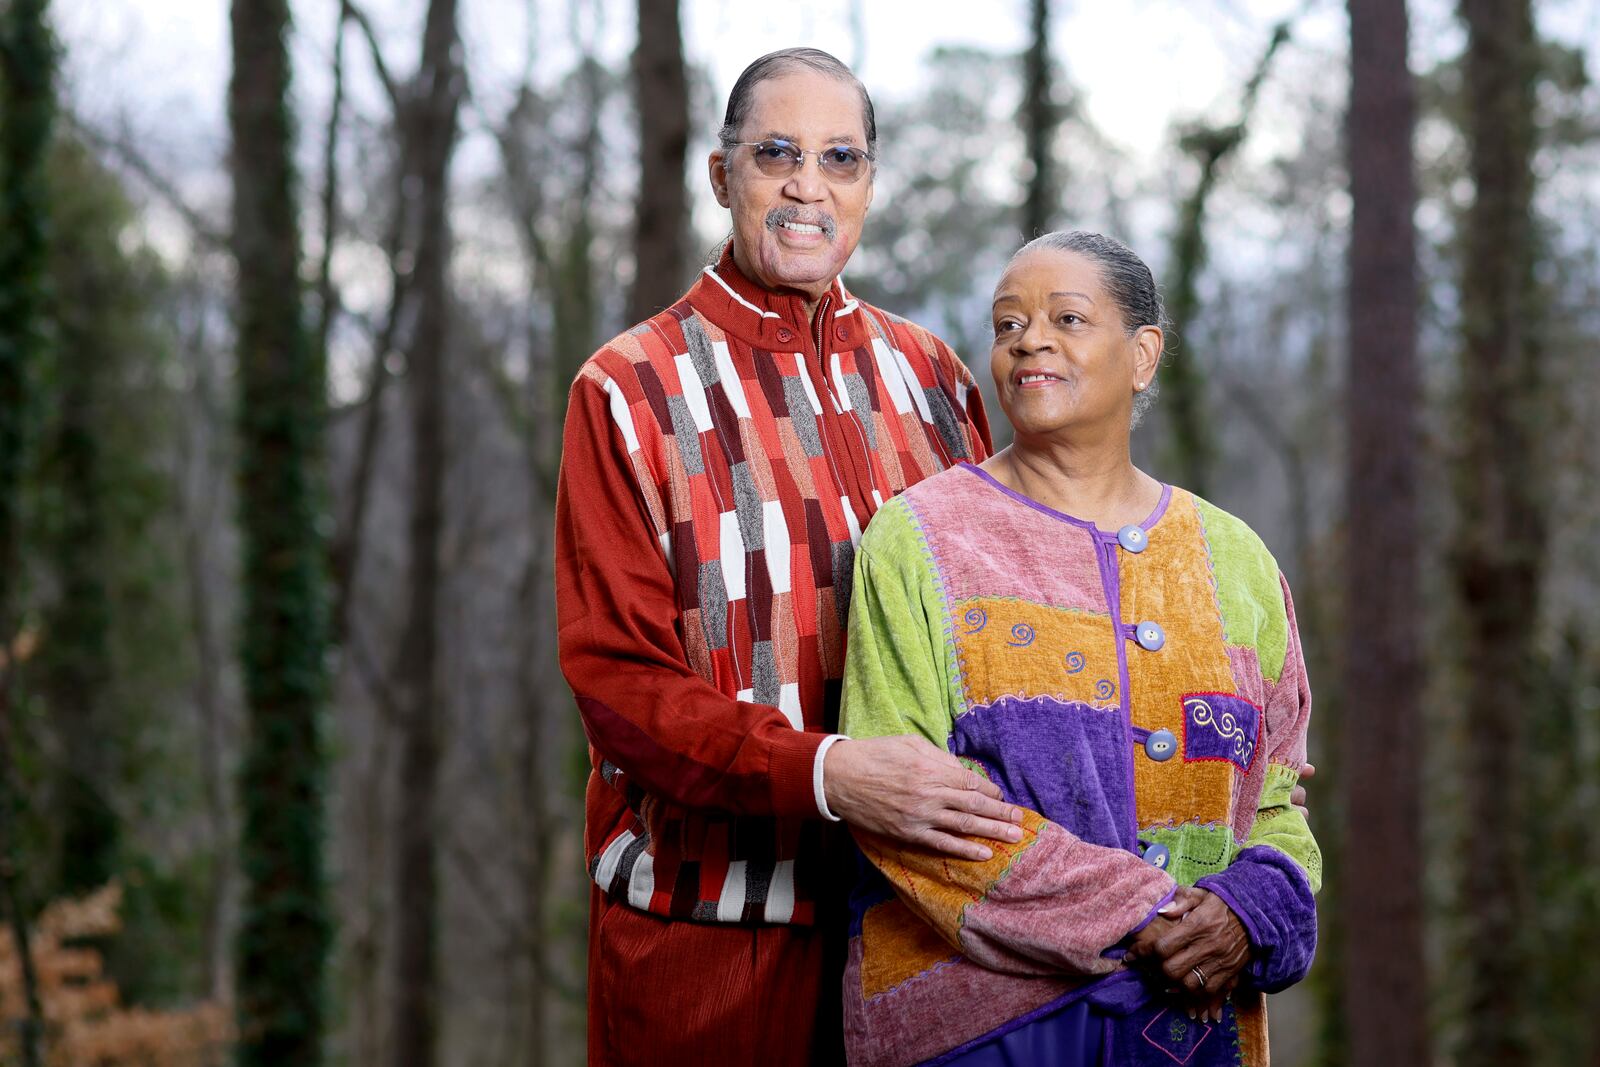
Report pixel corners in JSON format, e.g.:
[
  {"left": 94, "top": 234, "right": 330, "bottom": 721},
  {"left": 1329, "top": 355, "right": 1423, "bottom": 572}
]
[{"left": 743, "top": 71, "right": 867, "bottom": 138}]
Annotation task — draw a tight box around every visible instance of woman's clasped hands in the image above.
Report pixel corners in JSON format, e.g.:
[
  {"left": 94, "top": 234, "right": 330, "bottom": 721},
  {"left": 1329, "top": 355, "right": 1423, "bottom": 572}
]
[{"left": 1122, "top": 885, "right": 1252, "bottom": 1024}]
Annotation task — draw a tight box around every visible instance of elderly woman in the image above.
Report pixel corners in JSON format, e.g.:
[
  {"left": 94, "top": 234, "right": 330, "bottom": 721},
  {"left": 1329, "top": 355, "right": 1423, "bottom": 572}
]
[{"left": 838, "top": 231, "right": 1320, "bottom": 1066}]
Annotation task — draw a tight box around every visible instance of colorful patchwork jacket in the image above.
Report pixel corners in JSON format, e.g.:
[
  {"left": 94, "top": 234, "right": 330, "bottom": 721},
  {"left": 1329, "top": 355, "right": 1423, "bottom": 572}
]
[{"left": 839, "top": 463, "right": 1321, "bottom": 1067}]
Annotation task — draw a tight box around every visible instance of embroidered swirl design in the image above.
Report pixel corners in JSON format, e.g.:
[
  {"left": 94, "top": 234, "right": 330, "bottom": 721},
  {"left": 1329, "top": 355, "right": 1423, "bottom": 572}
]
[
  {"left": 1006, "top": 622, "right": 1036, "bottom": 647},
  {"left": 1064, "top": 650, "right": 1086, "bottom": 674},
  {"left": 962, "top": 607, "right": 987, "bottom": 635},
  {"left": 1094, "top": 678, "right": 1116, "bottom": 701},
  {"left": 1185, "top": 696, "right": 1255, "bottom": 765}
]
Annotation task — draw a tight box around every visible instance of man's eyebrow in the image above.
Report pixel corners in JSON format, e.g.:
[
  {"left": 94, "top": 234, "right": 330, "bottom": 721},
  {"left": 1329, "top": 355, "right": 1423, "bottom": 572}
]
[{"left": 754, "top": 130, "right": 862, "bottom": 146}]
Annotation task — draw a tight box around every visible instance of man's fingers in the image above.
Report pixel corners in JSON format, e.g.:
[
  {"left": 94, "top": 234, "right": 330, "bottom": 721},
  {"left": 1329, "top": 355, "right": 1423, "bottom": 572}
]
[
  {"left": 933, "top": 810, "right": 1024, "bottom": 844},
  {"left": 919, "top": 830, "right": 994, "bottom": 862},
  {"left": 950, "top": 787, "right": 1024, "bottom": 825}
]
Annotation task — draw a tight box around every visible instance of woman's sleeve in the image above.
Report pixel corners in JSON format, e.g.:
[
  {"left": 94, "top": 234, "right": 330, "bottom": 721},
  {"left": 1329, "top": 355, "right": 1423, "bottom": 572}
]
[
  {"left": 1194, "top": 574, "right": 1322, "bottom": 992},
  {"left": 840, "top": 501, "right": 1176, "bottom": 978}
]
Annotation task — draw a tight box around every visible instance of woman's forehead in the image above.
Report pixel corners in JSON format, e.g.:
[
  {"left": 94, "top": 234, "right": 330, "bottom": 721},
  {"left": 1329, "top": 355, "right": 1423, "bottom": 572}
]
[{"left": 994, "top": 248, "right": 1104, "bottom": 302}]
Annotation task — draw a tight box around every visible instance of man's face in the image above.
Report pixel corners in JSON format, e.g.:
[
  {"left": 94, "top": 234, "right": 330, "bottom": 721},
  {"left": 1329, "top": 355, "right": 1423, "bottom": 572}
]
[{"left": 709, "top": 69, "right": 874, "bottom": 304}]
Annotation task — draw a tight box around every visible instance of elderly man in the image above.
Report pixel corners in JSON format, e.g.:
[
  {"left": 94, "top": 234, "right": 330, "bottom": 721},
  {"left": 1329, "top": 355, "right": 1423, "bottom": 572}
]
[{"left": 556, "top": 47, "right": 1021, "bottom": 1066}]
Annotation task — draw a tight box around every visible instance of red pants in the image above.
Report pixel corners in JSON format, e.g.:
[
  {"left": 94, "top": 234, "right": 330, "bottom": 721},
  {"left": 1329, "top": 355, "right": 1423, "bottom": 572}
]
[{"left": 587, "top": 886, "right": 845, "bottom": 1066}]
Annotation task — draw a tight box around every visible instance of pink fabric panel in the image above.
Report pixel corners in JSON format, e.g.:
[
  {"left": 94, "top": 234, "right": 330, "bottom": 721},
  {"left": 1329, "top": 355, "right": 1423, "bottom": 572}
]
[{"left": 900, "top": 467, "right": 1106, "bottom": 611}]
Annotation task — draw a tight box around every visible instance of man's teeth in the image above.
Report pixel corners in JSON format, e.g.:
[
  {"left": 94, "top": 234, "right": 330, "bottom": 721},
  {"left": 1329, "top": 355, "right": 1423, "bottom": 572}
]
[{"left": 781, "top": 221, "right": 823, "bottom": 234}]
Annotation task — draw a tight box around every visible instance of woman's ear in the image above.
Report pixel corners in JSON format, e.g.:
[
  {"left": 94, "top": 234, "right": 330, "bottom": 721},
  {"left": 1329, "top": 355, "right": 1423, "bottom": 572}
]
[
  {"left": 709, "top": 150, "right": 732, "bottom": 208},
  {"left": 1133, "top": 325, "right": 1163, "bottom": 390}
]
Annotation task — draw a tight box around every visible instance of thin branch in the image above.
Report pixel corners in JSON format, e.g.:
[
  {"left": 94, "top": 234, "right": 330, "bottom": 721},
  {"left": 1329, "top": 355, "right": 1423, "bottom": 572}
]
[
  {"left": 342, "top": 0, "right": 402, "bottom": 109},
  {"left": 63, "top": 112, "right": 228, "bottom": 251},
  {"left": 314, "top": 4, "right": 349, "bottom": 363}
]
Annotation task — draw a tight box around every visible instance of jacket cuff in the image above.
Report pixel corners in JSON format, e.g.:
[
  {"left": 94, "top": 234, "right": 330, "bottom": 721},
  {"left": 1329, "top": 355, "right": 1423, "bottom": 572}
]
[
  {"left": 1195, "top": 845, "right": 1318, "bottom": 992},
  {"left": 813, "top": 734, "right": 849, "bottom": 821},
  {"left": 768, "top": 727, "right": 828, "bottom": 818}
]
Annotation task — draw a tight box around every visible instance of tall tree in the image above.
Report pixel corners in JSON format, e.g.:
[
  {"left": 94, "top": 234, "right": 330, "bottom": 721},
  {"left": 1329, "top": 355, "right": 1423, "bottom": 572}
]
[
  {"left": 0, "top": 2, "right": 55, "bottom": 1064},
  {"left": 1019, "top": 0, "right": 1056, "bottom": 239},
  {"left": 227, "top": 0, "right": 332, "bottom": 1062},
  {"left": 1452, "top": 1, "right": 1541, "bottom": 1063},
  {"left": 391, "top": 0, "right": 463, "bottom": 1064},
  {"left": 628, "top": 0, "right": 690, "bottom": 322},
  {"left": 1342, "top": 2, "right": 1427, "bottom": 1064},
  {"left": 1161, "top": 21, "right": 1289, "bottom": 498}
]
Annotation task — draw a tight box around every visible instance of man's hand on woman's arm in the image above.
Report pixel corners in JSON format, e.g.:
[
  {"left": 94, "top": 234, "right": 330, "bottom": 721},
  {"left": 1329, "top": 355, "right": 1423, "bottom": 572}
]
[{"left": 824, "top": 736, "right": 1024, "bottom": 861}]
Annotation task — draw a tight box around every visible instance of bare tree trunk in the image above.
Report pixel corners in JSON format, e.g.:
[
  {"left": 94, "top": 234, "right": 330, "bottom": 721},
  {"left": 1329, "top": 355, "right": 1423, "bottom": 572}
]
[
  {"left": 1162, "top": 22, "right": 1289, "bottom": 497},
  {"left": 1019, "top": 0, "right": 1055, "bottom": 239},
  {"left": 1453, "top": 1, "right": 1541, "bottom": 1063},
  {"left": 227, "top": 0, "right": 333, "bottom": 1061},
  {"left": 0, "top": 1, "right": 57, "bottom": 1063},
  {"left": 627, "top": 0, "right": 689, "bottom": 322},
  {"left": 1342, "top": 2, "right": 1427, "bottom": 1064},
  {"left": 391, "top": 0, "right": 463, "bottom": 1064}
]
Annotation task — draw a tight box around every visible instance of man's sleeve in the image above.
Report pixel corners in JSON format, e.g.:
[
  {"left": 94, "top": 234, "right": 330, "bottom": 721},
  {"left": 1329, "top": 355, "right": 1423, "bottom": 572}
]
[
  {"left": 556, "top": 367, "right": 827, "bottom": 819},
  {"left": 1194, "top": 574, "right": 1322, "bottom": 992},
  {"left": 841, "top": 502, "right": 1175, "bottom": 978}
]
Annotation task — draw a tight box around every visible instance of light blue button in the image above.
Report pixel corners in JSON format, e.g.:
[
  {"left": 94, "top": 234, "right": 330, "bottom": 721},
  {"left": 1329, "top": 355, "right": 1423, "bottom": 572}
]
[
  {"left": 1145, "top": 729, "right": 1177, "bottom": 762},
  {"left": 1135, "top": 621, "right": 1166, "bottom": 652},
  {"left": 1117, "top": 524, "right": 1147, "bottom": 553},
  {"left": 1142, "top": 842, "right": 1170, "bottom": 870}
]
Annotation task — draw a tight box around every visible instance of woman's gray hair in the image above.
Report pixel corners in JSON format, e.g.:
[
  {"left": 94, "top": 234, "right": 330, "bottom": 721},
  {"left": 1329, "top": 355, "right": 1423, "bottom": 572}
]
[
  {"left": 1009, "top": 230, "right": 1167, "bottom": 426},
  {"left": 718, "top": 48, "right": 878, "bottom": 156}
]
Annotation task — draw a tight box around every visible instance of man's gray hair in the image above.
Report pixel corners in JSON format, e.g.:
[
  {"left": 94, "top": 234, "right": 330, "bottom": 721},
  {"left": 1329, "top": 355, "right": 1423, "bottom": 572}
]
[
  {"left": 1010, "top": 230, "right": 1168, "bottom": 426},
  {"left": 718, "top": 48, "right": 878, "bottom": 156}
]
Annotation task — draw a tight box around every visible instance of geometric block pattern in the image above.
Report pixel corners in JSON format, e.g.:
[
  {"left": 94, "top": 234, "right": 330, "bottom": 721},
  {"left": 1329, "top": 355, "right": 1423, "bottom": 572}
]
[{"left": 570, "top": 246, "right": 991, "bottom": 925}]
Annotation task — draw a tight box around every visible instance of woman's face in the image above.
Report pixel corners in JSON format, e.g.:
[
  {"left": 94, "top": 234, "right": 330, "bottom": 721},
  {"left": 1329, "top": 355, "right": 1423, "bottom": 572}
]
[{"left": 989, "top": 248, "right": 1161, "bottom": 445}]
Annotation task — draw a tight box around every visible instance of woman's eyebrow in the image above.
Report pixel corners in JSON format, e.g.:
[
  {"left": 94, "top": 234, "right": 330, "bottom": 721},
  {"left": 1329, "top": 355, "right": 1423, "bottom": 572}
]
[{"left": 1051, "top": 291, "right": 1096, "bottom": 303}]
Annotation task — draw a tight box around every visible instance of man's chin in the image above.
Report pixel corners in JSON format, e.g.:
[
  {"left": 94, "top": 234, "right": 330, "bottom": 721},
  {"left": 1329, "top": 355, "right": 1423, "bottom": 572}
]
[{"left": 762, "top": 250, "right": 851, "bottom": 293}]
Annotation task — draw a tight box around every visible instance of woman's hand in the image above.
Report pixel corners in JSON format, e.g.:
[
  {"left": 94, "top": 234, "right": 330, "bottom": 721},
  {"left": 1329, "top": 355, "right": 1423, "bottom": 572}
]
[{"left": 1124, "top": 886, "right": 1252, "bottom": 1022}]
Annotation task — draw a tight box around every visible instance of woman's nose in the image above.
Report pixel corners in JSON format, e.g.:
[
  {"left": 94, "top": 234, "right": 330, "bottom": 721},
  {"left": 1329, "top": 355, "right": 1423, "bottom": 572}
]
[{"left": 1015, "top": 317, "right": 1054, "bottom": 354}]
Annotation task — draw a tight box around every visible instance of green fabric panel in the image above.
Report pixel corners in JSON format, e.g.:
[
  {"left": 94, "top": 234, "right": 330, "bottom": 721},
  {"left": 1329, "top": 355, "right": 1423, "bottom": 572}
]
[
  {"left": 1245, "top": 763, "right": 1322, "bottom": 893},
  {"left": 1139, "top": 823, "right": 1240, "bottom": 888},
  {"left": 1192, "top": 496, "right": 1289, "bottom": 683},
  {"left": 840, "top": 497, "right": 960, "bottom": 746}
]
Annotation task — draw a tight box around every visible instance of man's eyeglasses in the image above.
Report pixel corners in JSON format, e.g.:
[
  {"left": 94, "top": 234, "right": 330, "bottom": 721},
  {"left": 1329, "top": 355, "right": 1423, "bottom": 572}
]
[{"left": 726, "top": 138, "right": 874, "bottom": 185}]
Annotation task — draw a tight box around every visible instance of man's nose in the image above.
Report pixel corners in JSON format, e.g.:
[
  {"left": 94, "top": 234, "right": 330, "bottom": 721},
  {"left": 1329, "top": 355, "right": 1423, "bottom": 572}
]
[{"left": 783, "top": 156, "right": 828, "bottom": 202}]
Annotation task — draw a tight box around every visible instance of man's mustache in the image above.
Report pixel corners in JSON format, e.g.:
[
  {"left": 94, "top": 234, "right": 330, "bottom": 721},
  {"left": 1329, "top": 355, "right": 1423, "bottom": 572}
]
[{"left": 765, "top": 206, "right": 837, "bottom": 241}]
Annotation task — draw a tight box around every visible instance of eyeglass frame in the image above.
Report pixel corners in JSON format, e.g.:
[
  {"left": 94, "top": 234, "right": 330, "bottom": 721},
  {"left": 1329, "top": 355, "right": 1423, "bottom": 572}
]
[{"left": 722, "top": 138, "right": 876, "bottom": 184}]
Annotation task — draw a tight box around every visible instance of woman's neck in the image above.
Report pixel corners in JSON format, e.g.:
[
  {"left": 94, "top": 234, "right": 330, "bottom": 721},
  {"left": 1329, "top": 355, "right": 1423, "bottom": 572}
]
[{"left": 984, "top": 437, "right": 1160, "bottom": 529}]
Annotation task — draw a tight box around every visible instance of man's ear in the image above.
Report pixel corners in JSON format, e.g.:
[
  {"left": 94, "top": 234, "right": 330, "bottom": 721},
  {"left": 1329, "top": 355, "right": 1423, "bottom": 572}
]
[{"left": 709, "top": 149, "right": 731, "bottom": 208}]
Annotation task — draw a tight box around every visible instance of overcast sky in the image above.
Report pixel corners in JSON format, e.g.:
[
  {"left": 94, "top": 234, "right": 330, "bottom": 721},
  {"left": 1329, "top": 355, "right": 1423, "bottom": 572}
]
[{"left": 48, "top": 0, "right": 1600, "bottom": 286}]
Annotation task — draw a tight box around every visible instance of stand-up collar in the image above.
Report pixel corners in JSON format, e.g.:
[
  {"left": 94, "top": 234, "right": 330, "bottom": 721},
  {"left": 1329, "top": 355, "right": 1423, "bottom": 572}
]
[{"left": 685, "top": 244, "right": 871, "bottom": 352}]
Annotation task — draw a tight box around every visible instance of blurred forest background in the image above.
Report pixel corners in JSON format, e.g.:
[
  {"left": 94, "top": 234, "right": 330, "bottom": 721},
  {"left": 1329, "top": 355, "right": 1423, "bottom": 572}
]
[{"left": 1, "top": 0, "right": 1598, "bottom": 1064}]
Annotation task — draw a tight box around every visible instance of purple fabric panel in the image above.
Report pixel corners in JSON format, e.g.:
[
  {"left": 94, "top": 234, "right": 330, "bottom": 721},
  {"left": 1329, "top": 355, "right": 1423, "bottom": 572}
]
[
  {"left": 1195, "top": 845, "right": 1318, "bottom": 993},
  {"left": 957, "top": 820, "right": 1175, "bottom": 976},
  {"left": 951, "top": 695, "right": 1137, "bottom": 851},
  {"left": 1181, "top": 692, "right": 1264, "bottom": 773}
]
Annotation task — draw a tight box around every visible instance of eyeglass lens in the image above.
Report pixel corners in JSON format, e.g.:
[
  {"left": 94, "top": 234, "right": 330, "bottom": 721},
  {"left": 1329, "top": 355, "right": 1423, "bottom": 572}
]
[{"left": 749, "top": 140, "right": 867, "bottom": 183}]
